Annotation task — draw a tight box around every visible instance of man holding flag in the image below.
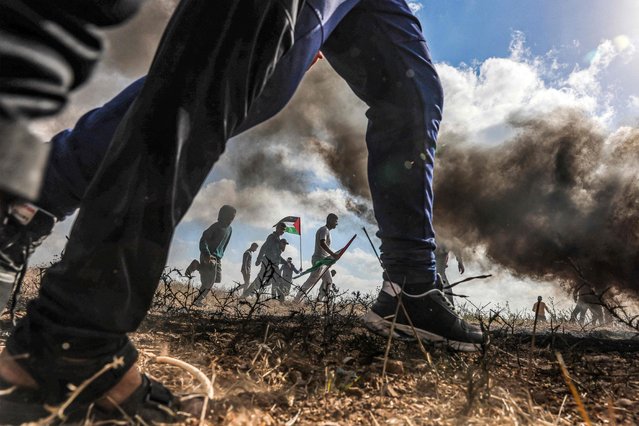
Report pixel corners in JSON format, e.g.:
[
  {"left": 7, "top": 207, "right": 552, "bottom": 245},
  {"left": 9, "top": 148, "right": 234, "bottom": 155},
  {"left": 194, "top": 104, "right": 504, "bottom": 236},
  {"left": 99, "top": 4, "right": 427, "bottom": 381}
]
[
  {"left": 294, "top": 214, "right": 339, "bottom": 303},
  {"left": 277, "top": 216, "right": 303, "bottom": 266}
]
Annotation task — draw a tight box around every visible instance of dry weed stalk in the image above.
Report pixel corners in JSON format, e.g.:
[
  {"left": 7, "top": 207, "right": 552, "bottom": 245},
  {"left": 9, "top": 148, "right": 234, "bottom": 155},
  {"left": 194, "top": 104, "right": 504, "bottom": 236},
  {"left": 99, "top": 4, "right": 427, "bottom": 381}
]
[
  {"left": 150, "top": 355, "right": 214, "bottom": 426},
  {"left": 284, "top": 409, "right": 301, "bottom": 426},
  {"left": 151, "top": 356, "right": 214, "bottom": 399},
  {"left": 251, "top": 323, "right": 271, "bottom": 366},
  {"left": 360, "top": 227, "right": 436, "bottom": 391},
  {"left": 555, "top": 352, "right": 592, "bottom": 426},
  {"left": 554, "top": 394, "right": 568, "bottom": 425},
  {"left": 380, "top": 278, "right": 405, "bottom": 391},
  {"left": 31, "top": 356, "right": 126, "bottom": 425},
  {"left": 11, "top": 262, "right": 639, "bottom": 425}
]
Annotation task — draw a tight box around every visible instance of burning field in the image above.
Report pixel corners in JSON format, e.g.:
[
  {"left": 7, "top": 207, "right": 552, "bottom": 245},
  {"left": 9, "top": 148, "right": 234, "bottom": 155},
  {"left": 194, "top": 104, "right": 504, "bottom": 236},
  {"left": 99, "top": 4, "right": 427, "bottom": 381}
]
[{"left": 2, "top": 269, "right": 638, "bottom": 425}]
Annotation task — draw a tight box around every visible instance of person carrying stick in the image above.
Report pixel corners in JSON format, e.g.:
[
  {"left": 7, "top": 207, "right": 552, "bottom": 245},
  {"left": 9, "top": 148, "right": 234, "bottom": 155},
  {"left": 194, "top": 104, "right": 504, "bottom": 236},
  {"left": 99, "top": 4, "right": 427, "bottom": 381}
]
[{"left": 293, "top": 214, "right": 339, "bottom": 303}]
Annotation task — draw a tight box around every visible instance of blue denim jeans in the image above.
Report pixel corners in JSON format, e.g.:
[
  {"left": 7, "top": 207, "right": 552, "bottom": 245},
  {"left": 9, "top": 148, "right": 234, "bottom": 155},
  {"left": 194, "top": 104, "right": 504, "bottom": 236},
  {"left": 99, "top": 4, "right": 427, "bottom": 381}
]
[{"left": 9, "top": 0, "right": 442, "bottom": 403}]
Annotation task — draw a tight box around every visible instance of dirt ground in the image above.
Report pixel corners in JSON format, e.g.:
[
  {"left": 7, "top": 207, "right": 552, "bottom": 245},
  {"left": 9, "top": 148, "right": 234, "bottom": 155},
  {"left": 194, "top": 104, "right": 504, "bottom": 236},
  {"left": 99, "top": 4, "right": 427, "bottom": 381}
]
[{"left": 2, "top": 269, "right": 639, "bottom": 425}]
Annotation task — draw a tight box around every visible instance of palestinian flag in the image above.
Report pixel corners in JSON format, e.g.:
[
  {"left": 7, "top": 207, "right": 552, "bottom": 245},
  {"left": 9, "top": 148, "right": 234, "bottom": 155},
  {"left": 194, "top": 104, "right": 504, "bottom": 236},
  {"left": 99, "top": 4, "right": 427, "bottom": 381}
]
[
  {"left": 297, "top": 257, "right": 335, "bottom": 277},
  {"left": 295, "top": 234, "right": 357, "bottom": 278},
  {"left": 274, "top": 216, "right": 301, "bottom": 235}
]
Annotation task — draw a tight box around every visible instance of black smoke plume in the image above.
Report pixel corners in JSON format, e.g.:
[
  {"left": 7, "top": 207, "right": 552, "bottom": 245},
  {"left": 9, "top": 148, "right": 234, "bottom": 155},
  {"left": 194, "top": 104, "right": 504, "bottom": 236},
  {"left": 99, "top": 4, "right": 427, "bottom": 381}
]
[
  {"left": 230, "top": 62, "right": 373, "bottom": 220},
  {"left": 434, "top": 109, "right": 639, "bottom": 294}
]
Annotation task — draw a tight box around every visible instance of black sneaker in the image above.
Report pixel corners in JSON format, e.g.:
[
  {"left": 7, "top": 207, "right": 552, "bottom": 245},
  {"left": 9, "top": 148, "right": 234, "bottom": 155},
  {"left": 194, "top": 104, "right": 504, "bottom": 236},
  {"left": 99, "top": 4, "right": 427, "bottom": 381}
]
[
  {"left": 0, "top": 202, "right": 55, "bottom": 310},
  {"left": 363, "top": 277, "right": 484, "bottom": 352}
]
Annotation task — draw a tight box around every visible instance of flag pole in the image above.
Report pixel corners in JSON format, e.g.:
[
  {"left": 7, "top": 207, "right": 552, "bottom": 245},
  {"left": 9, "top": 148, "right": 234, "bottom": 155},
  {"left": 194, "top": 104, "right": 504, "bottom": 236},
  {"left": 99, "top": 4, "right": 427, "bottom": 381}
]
[{"left": 299, "top": 218, "right": 303, "bottom": 269}]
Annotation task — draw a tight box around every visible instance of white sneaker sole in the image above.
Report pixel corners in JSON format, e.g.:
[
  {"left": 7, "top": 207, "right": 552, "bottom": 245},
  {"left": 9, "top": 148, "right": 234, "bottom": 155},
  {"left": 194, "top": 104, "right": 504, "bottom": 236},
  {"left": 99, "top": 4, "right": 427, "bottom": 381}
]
[{"left": 362, "top": 310, "right": 482, "bottom": 353}]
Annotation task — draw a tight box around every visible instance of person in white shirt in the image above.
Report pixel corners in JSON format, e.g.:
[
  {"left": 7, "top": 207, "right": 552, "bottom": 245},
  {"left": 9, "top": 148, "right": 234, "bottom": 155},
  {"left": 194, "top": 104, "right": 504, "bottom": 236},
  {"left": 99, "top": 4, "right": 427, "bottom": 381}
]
[{"left": 294, "top": 214, "right": 339, "bottom": 303}]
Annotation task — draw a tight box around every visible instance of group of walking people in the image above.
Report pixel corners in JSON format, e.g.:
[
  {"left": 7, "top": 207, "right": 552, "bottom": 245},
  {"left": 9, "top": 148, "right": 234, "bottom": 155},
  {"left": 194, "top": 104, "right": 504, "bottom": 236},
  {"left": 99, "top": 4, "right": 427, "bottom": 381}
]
[
  {"left": 238, "top": 227, "right": 303, "bottom": 302},
  {"left": 186, "top": 209, "right": 341, "bottom": 306},
  {"left": 237, "top": 221, "right": 297, "bottom": 301}
]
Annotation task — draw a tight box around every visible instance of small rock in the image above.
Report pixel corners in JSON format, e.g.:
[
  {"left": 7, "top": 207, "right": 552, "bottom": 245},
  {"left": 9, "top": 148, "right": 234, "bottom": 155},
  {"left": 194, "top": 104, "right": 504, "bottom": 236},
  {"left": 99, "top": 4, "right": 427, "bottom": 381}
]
[
  {"left": 385, "top": 360, "right": 404, "bottom": 375},
  {"left": 342, "top": 356, "right": 355, "bottom": 365},
  {"left": 345, "top": 387, "right": 364, "bottom": 398},
  {"left": 532, "top": 391, "right": 549, "bottom": 403}
]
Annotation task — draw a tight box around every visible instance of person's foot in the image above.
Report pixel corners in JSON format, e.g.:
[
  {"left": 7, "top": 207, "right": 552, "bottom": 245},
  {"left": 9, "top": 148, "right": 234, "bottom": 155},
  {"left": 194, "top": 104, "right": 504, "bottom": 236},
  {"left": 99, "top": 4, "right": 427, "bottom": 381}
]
[
  {"left": 0, "top": 350, "right": 203, "bottom": 423},
  {"left": 185, "top": 259, "right": 200, "bottom": 278},
  {"left": 292, "top": 292, "right": 304, "bottom": 304},
  {"left": 363, "top": 278, "right": 485, "bottom": 352},
  {"left": 0, "top": 202, "right": 55, "bottom": 309}
]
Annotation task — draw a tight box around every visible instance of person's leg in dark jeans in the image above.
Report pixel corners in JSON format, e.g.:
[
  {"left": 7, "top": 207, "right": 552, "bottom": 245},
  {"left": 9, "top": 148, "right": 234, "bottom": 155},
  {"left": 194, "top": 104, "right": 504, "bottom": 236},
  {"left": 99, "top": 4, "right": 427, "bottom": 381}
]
[
  {"left": 193, "top": 258, "right": 219, "bottom": 306},
  {"left": 0, "top": 0, "right": 144, "bottom": 314},
  {"left": 0, "top": 0, "right": 484, "bottom": 421},
  {"left": 0, "top": 79, "right": 147, "bottom": 311},
  {"left": 0, "top": 0, "right": 342, "bottom": 309},
  {"left": 321, "top": 0, "right": 483, "bottom": 351},
  {"left": 2, "top": 0, "right": 361, "bottom": 224},
  {"left": 5, "top": 0, "right": 483, "bottom": 352},
  {"left": 0, "top": 0, "right": 311, "bottom": 422}
]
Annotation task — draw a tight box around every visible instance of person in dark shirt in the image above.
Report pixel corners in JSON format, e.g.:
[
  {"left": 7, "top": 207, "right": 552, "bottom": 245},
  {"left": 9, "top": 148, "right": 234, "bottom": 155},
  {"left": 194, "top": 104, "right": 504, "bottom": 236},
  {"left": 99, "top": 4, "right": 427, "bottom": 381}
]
[
  {"left": 237, "top": 242, "right": 259, "bottom": 293},
  {"left": 192, "top": 205, "right": 236, "bottom": 306},
  {"left": 274, "top": 256, "right": 300, "bottom": 301},
  {"left": 242, "top": 223, "right": 288, "bottom": 298},
  {"left": 570, "top": 284, "right": 604, "bottom": 325}
]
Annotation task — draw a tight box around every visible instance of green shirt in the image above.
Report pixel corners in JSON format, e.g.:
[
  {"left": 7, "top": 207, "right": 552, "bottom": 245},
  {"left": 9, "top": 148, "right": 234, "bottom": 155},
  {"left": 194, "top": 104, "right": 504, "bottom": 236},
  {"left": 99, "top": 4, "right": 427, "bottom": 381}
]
[{"left": 199, "top": 222, "right": 232, "bottom": 259}]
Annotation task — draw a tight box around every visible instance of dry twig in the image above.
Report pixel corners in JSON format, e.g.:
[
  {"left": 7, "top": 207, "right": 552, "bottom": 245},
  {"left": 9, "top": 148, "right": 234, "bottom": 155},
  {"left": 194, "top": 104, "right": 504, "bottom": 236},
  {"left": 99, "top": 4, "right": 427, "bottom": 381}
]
[{"left": 555, "top": 352, "right": 592, "bottom": 426}]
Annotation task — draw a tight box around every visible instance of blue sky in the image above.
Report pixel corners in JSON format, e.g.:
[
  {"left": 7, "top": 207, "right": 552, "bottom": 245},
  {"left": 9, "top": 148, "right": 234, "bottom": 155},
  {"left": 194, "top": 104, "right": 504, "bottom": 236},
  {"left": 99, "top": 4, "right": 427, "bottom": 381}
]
[
  {"left": 422, "top": 0, "right": 639, "bottom": 118},
  {"left": 31, "top": 0, "right": 639, "bottom": 313},
  {"left": 417, "top": 0, "right": 638, "bottom": 64}
]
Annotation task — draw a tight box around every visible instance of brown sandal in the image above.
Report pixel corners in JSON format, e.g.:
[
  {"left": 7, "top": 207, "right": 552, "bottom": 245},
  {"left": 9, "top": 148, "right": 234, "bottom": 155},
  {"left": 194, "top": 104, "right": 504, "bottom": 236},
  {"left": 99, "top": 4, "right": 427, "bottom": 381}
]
[
  {"left": 90, "top": 374, "right": 204, "bottom": 423},
  {"left": 0, "top": 374, "right": 203, "bottom": 424}
]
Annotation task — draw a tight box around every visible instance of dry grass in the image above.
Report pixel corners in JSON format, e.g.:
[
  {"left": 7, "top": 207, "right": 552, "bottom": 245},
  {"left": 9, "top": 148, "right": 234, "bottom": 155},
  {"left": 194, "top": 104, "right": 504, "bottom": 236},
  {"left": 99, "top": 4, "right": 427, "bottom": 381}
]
[{"left": 1, "top": 269, "right": 639, "bottom": 425}]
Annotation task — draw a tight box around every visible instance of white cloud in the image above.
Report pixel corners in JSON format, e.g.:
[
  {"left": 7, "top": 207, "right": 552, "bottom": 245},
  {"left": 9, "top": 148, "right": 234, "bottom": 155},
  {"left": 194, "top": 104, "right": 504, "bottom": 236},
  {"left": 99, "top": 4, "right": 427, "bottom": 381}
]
[
  {"left": 437, "top": 35, "right": 635, "bottom": 147},
  {"left": 407, "top": 1, "right": 423, "bottom": 13},
  {"left": 628, "top": 95, "right": 639, "bottom": 109}
]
